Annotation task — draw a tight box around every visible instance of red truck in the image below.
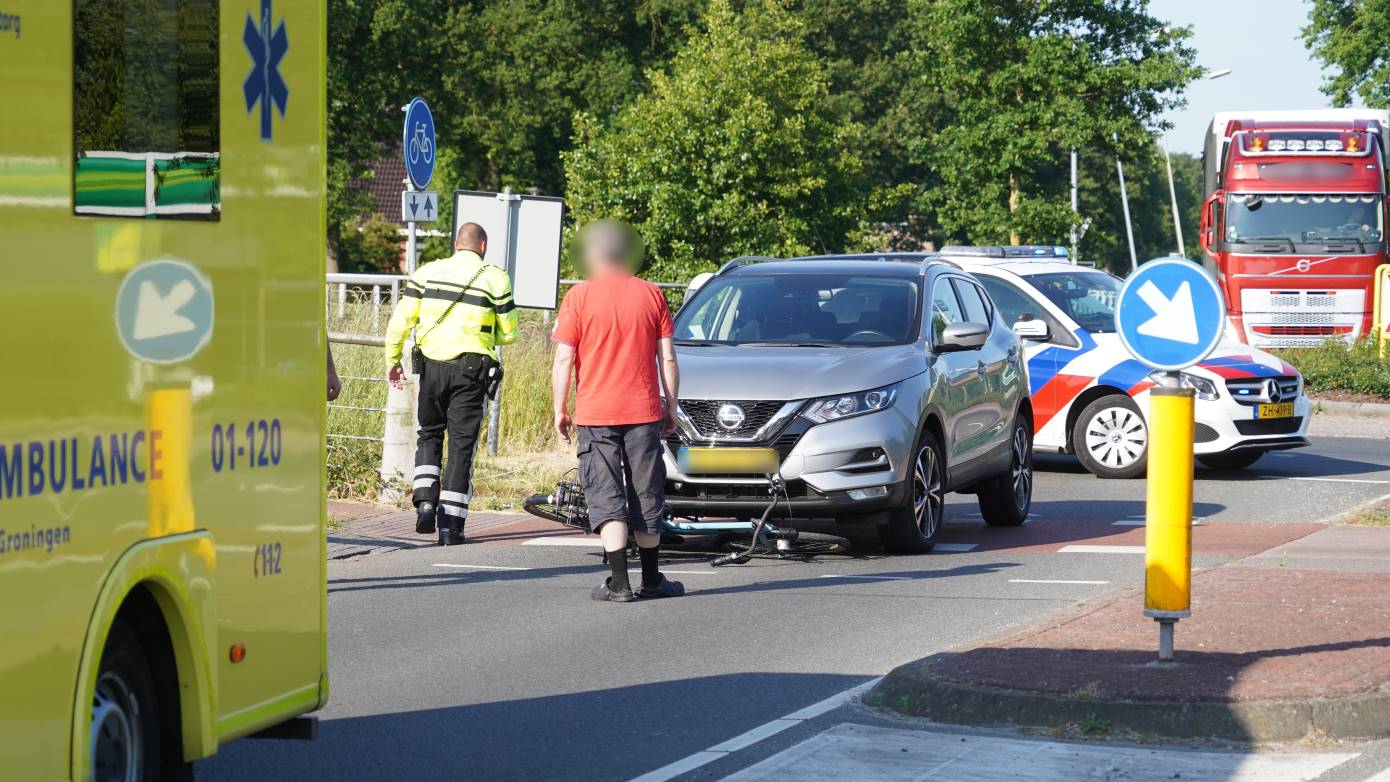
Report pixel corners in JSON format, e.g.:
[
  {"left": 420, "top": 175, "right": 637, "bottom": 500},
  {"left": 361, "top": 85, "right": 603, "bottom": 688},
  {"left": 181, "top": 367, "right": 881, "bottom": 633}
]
[{"left": 1200, "top": 109, "right": 1390, "bottom": 347}]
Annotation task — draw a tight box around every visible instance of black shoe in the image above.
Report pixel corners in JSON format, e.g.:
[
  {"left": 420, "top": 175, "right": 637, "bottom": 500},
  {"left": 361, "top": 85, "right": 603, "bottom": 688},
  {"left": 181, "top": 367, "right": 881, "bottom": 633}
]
[
  {"left": 438, "top": 528, "right": 466, "bottom": 546},
  {"left": 415, "top": 503, "right": 437, "bottom": 535},
  {"left": 637, "top": 575, "right": 686, "bottom": 599},
  {"left": 590, "top": 577, "right": 635, "bottom": 603}
]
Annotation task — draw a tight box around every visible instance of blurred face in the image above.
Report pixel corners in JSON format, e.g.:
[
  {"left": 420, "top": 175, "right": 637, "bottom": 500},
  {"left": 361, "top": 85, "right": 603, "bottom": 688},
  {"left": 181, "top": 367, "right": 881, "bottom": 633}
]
[{"left": 579, "top": 220, "right": 642, "bottom": 277}]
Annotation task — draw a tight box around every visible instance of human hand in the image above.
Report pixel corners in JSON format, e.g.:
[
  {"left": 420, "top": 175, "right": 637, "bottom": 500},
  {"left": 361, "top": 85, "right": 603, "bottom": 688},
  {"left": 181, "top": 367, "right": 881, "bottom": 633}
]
[
  {"left": 388, "top": 364, "right": 405, "bottom": 390},
  {"left": 554, "top": 410, "right": 573, "bottom": 444},
  {"left": 327, "top": 369, "right": 341, "bottom": 401},
  {"left": 662, "top": 410, "right": 679, "bottom": 437}
]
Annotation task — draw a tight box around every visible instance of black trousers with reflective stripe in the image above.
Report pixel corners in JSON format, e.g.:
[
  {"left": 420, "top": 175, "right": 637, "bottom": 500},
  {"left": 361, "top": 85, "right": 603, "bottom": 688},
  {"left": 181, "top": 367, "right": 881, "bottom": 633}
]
[{"left": 413, "top": 354, "right": 489, "bottom": 528}]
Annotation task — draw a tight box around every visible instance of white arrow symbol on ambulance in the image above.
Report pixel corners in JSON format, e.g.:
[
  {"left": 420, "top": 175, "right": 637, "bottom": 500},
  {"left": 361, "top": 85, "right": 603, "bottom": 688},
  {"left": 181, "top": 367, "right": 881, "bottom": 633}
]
[
  {"left": 132, "top": 279, "right": 197, "bottom": 340},
  {"left": 1135, "top": 280, "right": 1198, "bottom": 345}
]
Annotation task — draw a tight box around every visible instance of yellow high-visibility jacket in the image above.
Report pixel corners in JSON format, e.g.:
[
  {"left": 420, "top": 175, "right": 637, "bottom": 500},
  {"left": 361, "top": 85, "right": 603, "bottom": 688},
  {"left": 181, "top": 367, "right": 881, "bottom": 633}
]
[{"left": 384, "top": 250, "right": 519, "bottom": 365}]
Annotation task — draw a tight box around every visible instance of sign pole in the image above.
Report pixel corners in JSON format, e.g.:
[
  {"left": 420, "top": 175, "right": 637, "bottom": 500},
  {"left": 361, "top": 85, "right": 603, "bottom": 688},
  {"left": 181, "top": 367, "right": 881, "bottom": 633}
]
[
  {"left": 1115, "top": 257, "right": 1226, "bottom": 664},
  {"left": 405, "top": 179, "right": 418, "bottom": 274},
  {"left": 1144, "top": 371, "right": 1194, "bottom": 662},
  {"left": 486, "top": 186, "right": 522, "bottom": 456}
]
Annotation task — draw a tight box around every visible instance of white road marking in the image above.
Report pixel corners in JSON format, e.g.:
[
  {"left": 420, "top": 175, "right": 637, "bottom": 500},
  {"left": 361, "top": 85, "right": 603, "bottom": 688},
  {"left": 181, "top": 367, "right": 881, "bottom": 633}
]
[
  {"left": 522, "top": 537, "right": 606, "bottom": 547},
  {"left": 1112, "top": 517, "right": 1204, "bottom": 526},
  {"left": 431, "top": 563, "right": 531, "bottom": 571},
  {"left": 625, "top": 677, "right": 881, "bottom": 782},
  {"left": 1058, "top": 544, "right": 1146, "bottom": 554},
  {"left": 932, "top": 543, "right": 977, "bottom": 552},
  {"left": 818, "top": 575, "right": 911, "bottom": 581},
  {"left": 1289, "top": 476, "right": 1390, "bottom": 485},
  {"left": 1009, "top": 579, "right": 1111, "bottom": 585}
]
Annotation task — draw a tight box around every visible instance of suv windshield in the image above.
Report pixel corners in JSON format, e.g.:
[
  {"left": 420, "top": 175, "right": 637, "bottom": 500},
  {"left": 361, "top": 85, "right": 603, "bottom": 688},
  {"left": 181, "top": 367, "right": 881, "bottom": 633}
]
[
  {"left": 675, "top": 273, "right": 921, "bottom": 346},
  {"left": 1225, "top": 193, "right": 1384, "bottom": 250},
  {"left": 1024, "top": 271, "right": 1121, "bottom": 334}
]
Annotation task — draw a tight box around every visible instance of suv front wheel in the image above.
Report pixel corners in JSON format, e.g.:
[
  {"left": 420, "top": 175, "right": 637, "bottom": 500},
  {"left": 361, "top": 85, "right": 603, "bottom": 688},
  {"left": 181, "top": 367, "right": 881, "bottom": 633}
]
[{"left": 879, "top": 429, "right": 945, "bottom": 554}]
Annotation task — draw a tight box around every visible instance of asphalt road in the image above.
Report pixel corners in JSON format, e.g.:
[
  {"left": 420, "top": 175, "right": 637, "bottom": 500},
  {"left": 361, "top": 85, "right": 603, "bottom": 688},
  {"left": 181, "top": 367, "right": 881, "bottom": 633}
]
[{"left": 199, "top": 434, "right": 1390, "bottom": 781}]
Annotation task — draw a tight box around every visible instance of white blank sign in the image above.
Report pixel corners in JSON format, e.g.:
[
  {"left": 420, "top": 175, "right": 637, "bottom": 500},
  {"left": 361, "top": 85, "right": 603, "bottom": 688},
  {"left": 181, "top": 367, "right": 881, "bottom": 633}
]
[{"left": 452, "top": 190, "right": 565, "bottom": 310}]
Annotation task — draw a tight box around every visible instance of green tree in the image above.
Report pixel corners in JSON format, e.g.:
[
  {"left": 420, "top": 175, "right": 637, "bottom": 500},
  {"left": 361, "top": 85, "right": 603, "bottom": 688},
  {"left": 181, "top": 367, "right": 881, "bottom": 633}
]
[
  {"left": 562, "top": 0, "right": 870, "bottom": 281},
  {"left": 894, "top": 0, "right": 1200, "bottom": 249},
  {"left": 325, "top": 0, "right": 703, "bottom": 263},
  {"left": 1303, "top": 0, "right": 1390, "bottom": 107}
]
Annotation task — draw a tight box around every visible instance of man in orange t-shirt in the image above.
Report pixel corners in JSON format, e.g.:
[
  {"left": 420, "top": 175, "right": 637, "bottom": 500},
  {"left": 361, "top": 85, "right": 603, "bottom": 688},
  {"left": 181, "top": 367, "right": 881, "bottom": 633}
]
[{"left": 551, "top": 221, "right": 683, "bottom": 603}]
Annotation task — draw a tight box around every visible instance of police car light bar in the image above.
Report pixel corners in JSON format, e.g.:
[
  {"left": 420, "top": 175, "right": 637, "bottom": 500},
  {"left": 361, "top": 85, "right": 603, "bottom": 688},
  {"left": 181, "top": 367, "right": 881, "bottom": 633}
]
[{"left": 939, "top": 245, "right": 1070, "bottom": 259}]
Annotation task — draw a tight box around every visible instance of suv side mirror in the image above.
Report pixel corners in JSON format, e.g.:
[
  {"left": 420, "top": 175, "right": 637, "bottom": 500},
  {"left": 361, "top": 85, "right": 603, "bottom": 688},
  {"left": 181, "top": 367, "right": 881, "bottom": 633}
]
[
  {"left": 1012, "top": 318, "right": 1050, "bottom": 341},
  {"left": 937, "top": 321, "right": 989, "bottom": 353}
]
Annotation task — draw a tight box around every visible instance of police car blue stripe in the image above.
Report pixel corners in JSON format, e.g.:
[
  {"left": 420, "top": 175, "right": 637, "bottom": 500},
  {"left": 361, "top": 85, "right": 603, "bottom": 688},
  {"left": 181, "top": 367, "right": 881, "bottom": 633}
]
[
  {"left": 1026, "top": 329, "right": 1096, "bottom": 396},
  {"left": 1097, "top": 359, "right": 1150, "bottom": 392}
]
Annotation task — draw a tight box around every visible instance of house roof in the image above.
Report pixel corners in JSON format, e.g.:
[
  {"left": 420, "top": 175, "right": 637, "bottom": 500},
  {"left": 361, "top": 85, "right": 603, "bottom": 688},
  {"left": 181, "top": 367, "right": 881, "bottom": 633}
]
[{"left": 351, "top": 157, "right": 408, "bottom": 223}]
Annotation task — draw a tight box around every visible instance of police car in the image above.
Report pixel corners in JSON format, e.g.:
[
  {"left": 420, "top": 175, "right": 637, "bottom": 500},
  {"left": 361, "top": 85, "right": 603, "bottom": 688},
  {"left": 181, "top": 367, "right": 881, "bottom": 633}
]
[{"left": 941, "top": 246, "right": 1311, "bottom": 478}]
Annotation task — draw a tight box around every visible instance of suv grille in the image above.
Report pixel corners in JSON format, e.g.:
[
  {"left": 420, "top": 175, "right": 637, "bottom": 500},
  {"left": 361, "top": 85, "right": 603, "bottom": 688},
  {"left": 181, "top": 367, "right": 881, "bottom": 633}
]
[
  {"left": 680, "top": 400, "right": 788, "bottom": 438},
  {"left": 1225, "top": 376, "right": 1300, "bottom": 406}
]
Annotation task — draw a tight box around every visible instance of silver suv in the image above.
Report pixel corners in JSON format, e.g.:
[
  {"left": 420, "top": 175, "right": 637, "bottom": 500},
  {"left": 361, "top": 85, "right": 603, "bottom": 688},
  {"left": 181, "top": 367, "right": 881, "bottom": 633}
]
[{"left": 666, "top": 254, "right": 1034, "bottom": 553}]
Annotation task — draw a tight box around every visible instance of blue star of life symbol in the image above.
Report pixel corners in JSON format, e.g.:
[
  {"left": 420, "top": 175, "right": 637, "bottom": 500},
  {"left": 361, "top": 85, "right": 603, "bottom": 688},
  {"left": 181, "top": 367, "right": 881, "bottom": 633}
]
[{"left": 243, "top": 0, "right": 289, "bottom": 141}]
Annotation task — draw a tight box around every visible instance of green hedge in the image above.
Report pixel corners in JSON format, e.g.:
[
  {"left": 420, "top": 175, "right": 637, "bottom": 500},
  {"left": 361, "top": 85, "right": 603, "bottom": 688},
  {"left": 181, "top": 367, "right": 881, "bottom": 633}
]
[{"left": 1275, "top": 339, "right": 1390, "bottom": 400}]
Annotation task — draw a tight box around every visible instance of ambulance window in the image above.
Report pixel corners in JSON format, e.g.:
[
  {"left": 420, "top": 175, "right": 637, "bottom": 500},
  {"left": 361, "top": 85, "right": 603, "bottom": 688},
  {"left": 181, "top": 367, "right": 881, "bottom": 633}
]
[{"left": 73, "top": 0, "right": 220, "bottom": 220}]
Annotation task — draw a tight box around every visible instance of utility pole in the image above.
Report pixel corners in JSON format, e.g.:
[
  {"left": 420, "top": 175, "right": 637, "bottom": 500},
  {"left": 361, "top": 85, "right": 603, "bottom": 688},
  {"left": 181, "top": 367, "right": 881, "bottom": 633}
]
[
  {"left": 1115, "top": 134, "right": 1138, "bottom": 273},
  {"left": 1163, "top": 135, "right": 1185, "bottom": 258},
  {"left": 1070, "top": 148, "right": 1079, "bottom": 261}
]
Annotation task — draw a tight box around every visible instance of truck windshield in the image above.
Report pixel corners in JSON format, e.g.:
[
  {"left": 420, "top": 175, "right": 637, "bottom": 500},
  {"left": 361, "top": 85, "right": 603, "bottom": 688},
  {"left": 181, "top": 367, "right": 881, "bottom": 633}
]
[
  {"left": 674, "top": 273, "right": 921, "bottom": 346},
  {"left": 1024, "top": 271, "right": 1121, "bottom": 334},
  {"left": 1225, "top": 193, "right": 1384, "bottom": 250}
]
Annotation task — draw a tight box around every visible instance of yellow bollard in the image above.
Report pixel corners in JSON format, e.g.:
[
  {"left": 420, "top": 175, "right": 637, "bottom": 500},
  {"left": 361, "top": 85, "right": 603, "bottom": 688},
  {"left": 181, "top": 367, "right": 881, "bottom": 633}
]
[{"left": 1144, "top": 384, "right": 1194, "bottom": 661}]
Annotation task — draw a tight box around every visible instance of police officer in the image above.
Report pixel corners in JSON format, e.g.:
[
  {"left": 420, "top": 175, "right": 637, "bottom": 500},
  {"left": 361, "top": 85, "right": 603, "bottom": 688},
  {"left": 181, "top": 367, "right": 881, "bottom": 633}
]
[{"left": 385, "top": 223, "right": 518, "bottom": 545}]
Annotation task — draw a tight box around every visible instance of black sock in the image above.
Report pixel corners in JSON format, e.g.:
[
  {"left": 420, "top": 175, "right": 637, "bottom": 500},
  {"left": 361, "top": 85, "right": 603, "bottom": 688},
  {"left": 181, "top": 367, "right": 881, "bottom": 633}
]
[
  {"left": 639, "top": 546, "right": 661, "bottom": 588},
  {"left": 607, "top": 548, "right": 631, "bottom": 592}
]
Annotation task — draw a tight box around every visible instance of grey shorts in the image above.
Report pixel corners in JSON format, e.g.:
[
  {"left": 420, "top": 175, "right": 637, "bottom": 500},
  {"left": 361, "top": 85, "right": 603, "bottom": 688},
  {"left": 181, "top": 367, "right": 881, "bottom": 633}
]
[{"left": 577, "top": 423, "right": 667, "bottom": 535}]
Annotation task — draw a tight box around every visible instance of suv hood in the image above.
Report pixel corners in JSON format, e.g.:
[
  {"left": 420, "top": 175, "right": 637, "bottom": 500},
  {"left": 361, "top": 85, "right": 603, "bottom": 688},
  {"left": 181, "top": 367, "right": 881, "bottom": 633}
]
[{"left": 675, "top": 344, "right": 925, "bottom": 400}]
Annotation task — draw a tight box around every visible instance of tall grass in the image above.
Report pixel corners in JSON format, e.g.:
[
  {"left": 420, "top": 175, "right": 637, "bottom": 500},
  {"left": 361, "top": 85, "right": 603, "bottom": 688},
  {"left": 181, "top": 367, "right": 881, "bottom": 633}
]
[{"left": 326, "top": 291, "right": 573, "bottom": 504}]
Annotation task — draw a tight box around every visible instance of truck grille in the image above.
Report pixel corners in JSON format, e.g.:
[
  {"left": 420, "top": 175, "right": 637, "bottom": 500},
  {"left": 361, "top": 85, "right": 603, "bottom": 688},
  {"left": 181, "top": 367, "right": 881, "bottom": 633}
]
[
  {"left": 679, "top": 399, "right": 789, "bottom": 438},
  {"left": 1225, "top": 376, "right": 1300, "bottom": 405}
]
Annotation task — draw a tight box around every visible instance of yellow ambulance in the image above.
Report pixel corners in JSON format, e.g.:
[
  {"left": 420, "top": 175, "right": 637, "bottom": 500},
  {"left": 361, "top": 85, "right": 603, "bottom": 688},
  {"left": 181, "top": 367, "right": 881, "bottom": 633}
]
[{"left": 0, "top": 1, "right": 328, "bottom": 778}]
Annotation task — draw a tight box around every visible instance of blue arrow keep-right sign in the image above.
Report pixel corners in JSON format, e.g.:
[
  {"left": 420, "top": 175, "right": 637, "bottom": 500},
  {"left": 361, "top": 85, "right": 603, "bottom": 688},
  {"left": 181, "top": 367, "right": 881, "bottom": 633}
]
[{"left": 1115, "top": 258, "right": 1227, "bottom": 371}]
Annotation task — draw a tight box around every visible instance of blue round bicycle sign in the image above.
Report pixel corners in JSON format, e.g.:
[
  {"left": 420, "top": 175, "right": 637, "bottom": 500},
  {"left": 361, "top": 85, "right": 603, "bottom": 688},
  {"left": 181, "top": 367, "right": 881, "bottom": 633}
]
[
  {"left": 1115, "top": 258, "right": 1227, "bottom": 372},
  {"left": 402, "top": 97, "right": 436, "bottom": 189}
]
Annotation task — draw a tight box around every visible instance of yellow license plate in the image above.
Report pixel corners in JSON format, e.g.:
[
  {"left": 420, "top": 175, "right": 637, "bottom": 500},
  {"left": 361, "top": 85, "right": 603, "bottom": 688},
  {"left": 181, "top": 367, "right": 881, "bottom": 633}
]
[
  {"left": 677, "top": 447, "right": 780, "bottom": 475},
  {"left": 1257, "top": 402, "right": 1294, "bottom": 419}
]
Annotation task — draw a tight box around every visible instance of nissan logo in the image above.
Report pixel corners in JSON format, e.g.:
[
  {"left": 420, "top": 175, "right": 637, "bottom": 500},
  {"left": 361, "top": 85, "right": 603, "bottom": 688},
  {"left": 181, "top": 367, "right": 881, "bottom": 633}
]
[
  {"left": 1264, "top": 378, "right": 1283, "bottom": 403},
  {"left": 716, "top": 403, "right": 746, "bottom": 431}
]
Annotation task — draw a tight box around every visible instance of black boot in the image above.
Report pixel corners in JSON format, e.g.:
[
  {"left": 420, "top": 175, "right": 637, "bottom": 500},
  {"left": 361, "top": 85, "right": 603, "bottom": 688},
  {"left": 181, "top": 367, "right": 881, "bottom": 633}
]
[
  {"left": 438, "top": 518, "right": 466, "bottom": 546},
  {"left": 415, "top": 502, "right": 437, "bottom": 535}
]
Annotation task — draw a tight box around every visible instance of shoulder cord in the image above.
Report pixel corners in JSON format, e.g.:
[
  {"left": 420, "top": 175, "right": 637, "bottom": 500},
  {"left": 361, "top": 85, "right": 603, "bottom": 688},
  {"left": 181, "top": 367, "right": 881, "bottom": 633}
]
[{"left": 414, "top": 264, "right": 491, "bottom": 347}]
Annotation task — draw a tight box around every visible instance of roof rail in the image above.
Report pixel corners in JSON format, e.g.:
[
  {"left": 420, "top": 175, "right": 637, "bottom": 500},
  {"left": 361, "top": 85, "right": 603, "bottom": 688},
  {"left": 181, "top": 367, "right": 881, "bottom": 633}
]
[
  {"left": 716, "top": 255, "right": 781, "bottom": 275},
  {"left": 938, "top": 245, "right": 1071, "bottom": 261}
]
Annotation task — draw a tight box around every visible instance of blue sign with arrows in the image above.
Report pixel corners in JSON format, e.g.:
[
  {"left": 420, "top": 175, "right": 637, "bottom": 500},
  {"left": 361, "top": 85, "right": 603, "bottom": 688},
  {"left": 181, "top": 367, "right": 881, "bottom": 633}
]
[
  {"left": 402, "top": 97, "right": 436, "bottom": 189},
  {"left": 115, "top": 260, "right": 216, "bottom": 365},
  {"left": 1115, "top": 258, "right": 1227, "bottom": 372}
]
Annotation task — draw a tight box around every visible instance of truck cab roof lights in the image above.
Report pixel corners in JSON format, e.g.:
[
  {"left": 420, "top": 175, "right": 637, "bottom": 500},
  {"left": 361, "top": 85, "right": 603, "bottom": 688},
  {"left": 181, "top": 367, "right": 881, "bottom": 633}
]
[{"left": 1237, "top": 130, "right": 1373, "bottom": 156}]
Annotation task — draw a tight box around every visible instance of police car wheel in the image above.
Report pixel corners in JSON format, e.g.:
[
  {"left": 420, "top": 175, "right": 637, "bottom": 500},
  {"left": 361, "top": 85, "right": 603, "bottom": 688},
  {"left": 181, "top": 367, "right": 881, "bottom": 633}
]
[
  {"left": 1073, "top": 395, "right": 1147, "bottom": 479},
  {"left": 92, "top": 622, "right": 162, "bottom": 782}
]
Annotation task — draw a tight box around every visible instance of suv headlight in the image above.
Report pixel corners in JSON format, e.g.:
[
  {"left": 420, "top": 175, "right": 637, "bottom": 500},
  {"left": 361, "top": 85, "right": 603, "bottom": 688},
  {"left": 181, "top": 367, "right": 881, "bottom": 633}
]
[
  {"left": 803, "top": 384, "right": 899, "bottom": 423},
  {"left": 1147, "top": 371, "right": 1219, "bottom": 401}
]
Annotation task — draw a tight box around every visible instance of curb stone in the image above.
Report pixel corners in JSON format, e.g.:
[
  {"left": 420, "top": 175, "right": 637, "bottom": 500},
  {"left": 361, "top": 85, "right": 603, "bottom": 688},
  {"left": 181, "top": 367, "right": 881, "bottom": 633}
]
[
  {"left": 871, "top": 654, "right": 1390, "bottom": 743},
  {"left": 1312, "top": 398, "right": 1390, "bottom": 419}
]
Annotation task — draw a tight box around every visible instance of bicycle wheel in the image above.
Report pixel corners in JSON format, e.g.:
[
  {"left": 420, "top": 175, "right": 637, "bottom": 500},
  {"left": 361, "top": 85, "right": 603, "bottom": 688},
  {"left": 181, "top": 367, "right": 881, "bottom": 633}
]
[
  {"left": 775, "top": 532, "right": 851, "bottom": 557},
  {"left": 523, "top": 493, "right": 569, "bottom": 526}
]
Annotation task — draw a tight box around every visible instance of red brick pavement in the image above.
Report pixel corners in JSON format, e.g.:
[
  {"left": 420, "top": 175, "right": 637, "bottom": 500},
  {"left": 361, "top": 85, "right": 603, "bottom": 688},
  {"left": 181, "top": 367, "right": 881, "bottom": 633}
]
[{"left": 931, "top": 564, "right": 1390, "bottom": 702}]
